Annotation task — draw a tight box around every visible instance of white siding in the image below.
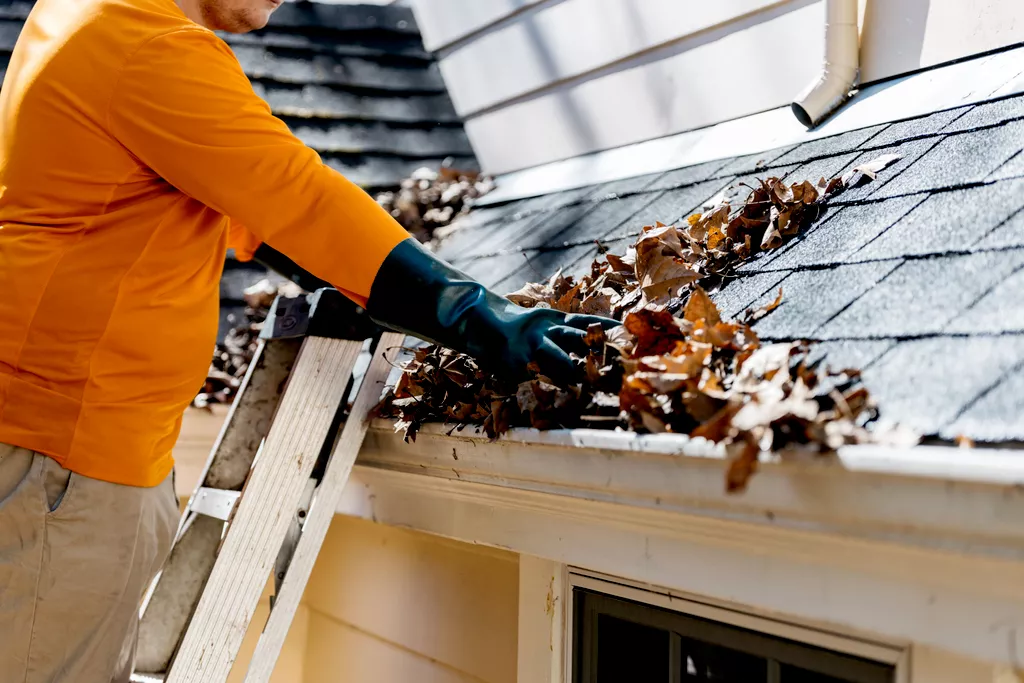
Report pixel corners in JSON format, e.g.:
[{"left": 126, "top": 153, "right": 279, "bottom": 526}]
[
  {"left": 411, "top": 0, "right": 1024, "bottom": 175},
  {"left": 436, "top": 0, "right": 794, "bottom": 117},
  {"left": 413, "top": 0, "right": 545, "bottom": 52},
  {"left": 861, "top": 0, "right": 1024, "bottom": 82},
  {"left": 461, "top": 2, "right": 825, "bottom": 174}
]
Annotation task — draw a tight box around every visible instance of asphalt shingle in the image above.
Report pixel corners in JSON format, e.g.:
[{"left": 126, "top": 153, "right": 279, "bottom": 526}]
[
  {"left": 482, "top": 203, "right": 596, "bottom": 255},
  {"left": 712, "top": 145, "right": 797, "bottom": 176},
  {"left": 774, "top": 125, "right": 888, "bottom": 165},
  {"left": 805, "top": 340, "right": 895, "bottom": 372},
  {"left": 852, "top": 179, "right": 1024, "bottom": 260},
  {"left": 863, "top": 107, "right": 969, "bottom": 147},
  {"left": 749, "top": 261, "right": 900, "bottom": 340},
  {"left": 603, "top": 181, "right": 730, "bottom": 240},
  {"left": 988, "top": 150, "right": 1024, "bottom": 181},
  {"left": 785, "top": 152, "right": 859, "bottom": 186},
  {"left": 975, "top": 208, "right": 1024, "bottom": 249},
  {"left": 710, "top": 271, "right": 790, "bottom": 320},
  {"left": 521, "top": 193, "right": 657, "bottom": 250},
  {"left": 834, "top": 137, "right": 944, "bottom": 202},
  {"left": 862, "top": 336, "right": 1024, "bottom": 436},
  {"left": 439, "top": 210, "right": 549, "bottom": 259},
  {"left": 589, "top": 173, "right": 666, "bottom": 199},
  {"left": 818, "top": 250, "right": 1024, "bottom": 339},
  {"left": 945, "top": 263, "right": 1024, "bottom": 334},
  {"left": 940, "top": 96, "right": 1024, "bottom": 133},
  {"left": 945, "top": 362, "right": 1024, "bottom": 441},
  {"left": 644, "top": 160, "right": 732, "bottom": 192},
  {"left": 766, "top": 195, "right": 925, "bottom": 270},
  {"left": 872, "top": 120, "right": 1024, "bottom": 197}
]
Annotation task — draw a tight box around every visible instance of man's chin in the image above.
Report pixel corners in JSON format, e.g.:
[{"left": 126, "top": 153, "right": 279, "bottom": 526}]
[{"left": 220, "top": 8, "right": 274, "bottom": 33}]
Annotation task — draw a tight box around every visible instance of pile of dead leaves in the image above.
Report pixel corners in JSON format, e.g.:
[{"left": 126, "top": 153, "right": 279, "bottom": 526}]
[
  {"left": 378, "top": 156, "right": 908, "bottom": 492},
  {"left": 375, "top": 163, "right": 495, "bottom": 244}
]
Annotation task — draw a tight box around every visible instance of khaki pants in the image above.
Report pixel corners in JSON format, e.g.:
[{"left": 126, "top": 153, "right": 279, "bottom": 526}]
[{"left": 0, "top": 443, "right": 178, "bottom": 683}]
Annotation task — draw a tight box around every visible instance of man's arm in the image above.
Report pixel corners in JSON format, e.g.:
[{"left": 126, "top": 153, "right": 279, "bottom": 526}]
[
  {"left": 109, "top": 28, "right": 614, "bottom": 382},
  {"left": 109, "top": 27, "right": 408, "bottom": 306}
]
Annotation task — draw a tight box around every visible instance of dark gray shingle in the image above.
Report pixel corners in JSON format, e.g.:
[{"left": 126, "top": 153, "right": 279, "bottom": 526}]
[
  {"left": 863, "top": 107, "right": 969, "bottom": 147},
  {"left": 710, "top": 271, "right": 790, "bottom": 320},
  {"left": 940, "top": 96, "right": 1024, "bottom": 133},
  {"left": 975, "top": 209, "right": 1024, "bottom": 250},
  {"left": 767, "top": 195, "right": 925, "bottom": 270},
  {"left": 773, "top": 125, "right": 888, "bottom": 165},
  {"left": 785, "top": 152, "right": 859, "bottom": 186},
  {"left": 852, "top": 179, "right": 1024, "bottom": 260},
  {"left": 749, "top": 261, "right": 901, "bottom": 340},
  {"left": 833, "top": 137, "right": 943, "bottom": 202},
  {"left": 944, "top": 362, "right": 1024, "bottom": 441},
  {"left": 872, "top": 120, "right": 1024, "bottom": 197},
  {"left": 817, "top": 250, "right": 1024, "bottom": 338},
  {"left": 945, "top": 263, "right": 1024, "bottom": 334},
  {"left": 644, "top": 160, "right": 732, "bottom": 192},
  {"left": 862, "top": 336, "right": 1024, "bottom": 436}
]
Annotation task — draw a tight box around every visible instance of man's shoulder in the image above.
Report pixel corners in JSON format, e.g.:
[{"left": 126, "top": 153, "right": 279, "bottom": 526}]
[{"left": 29, "top": 0, "right": 212, "bottom": 60}]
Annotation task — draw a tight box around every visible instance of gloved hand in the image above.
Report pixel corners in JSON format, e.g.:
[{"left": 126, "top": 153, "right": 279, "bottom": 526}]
[{"left": 365, "top": 239, "right": 617, "bottom": 384}]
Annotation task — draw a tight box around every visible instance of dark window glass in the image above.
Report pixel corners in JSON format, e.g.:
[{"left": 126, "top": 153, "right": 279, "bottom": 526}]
[
  {"left": 781, "top": 663, "right": 861, "bottom": 683},
  {"left": 574, "top": 590, "right": 895, "bottom": 683},
  {"left": 595, "top": 614, "right": 670, "bottom": 683},
  {"left": 678, "top": 635, "right": 766, "bottom": 681}
]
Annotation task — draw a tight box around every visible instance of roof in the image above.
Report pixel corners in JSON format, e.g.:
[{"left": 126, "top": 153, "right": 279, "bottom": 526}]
[{"left": 436, "top": 92, "right": 1024, "bottom": 446}]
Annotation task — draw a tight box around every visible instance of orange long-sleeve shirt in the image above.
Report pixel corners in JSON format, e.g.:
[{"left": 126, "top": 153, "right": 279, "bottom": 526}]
[{"left": 0, "top": 0, "right": 410, "bottom": 486}]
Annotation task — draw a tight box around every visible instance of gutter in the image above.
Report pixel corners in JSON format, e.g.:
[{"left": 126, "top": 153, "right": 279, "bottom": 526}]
[
  {"left": 792, "top": 0, "right": 860, "bottom": 127},
  {"left": 358, "top": 421, "right": 1024, "bottom": 560}
]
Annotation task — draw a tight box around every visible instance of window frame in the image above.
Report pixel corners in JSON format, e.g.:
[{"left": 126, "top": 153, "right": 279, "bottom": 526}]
[{"left": 566, "top": 570, "right": 909, "bottom": 683}]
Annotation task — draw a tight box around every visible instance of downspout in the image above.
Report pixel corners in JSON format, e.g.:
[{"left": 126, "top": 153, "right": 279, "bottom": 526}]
[{"left": 792, "top": 0, "right": 860, "bottom": 127}]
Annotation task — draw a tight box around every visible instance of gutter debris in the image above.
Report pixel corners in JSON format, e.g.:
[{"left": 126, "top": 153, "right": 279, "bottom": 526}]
[
  {"left": 375, "top": 163, "right": 496, "bottom": 245},
  {"left": 377, "top": 156, "right": 915, "bottom": 492}
]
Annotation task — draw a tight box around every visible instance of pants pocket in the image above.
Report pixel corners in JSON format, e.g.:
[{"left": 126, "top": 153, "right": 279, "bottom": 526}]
[{"left": 40, "top": 457, "right": 73, "bottom": 514}]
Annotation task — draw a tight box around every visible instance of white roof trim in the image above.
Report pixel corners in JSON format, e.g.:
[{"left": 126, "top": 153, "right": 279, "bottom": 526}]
[
  {"left": 478, "top": 45, "right": 1024, "bottom": 204},
  {"left": 358, "top": 420, "right": 1024, "bottom": 560}
]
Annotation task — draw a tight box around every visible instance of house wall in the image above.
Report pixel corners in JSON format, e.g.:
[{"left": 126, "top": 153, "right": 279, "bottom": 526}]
[
  {"left": 409, "top": 0, "right": 1024, "bottom": 175},
  {"left": 296, "top": 515, "right": 519, "bottom": 683}
]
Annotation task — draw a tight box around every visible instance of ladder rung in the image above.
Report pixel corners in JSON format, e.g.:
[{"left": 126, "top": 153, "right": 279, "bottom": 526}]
[{"left": 190, "top": 487, "right": 241, "bottom": 522}]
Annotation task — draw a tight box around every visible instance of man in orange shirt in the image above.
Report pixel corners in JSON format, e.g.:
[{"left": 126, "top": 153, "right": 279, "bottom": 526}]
[{"left": 0, "top": 0, "right": 610, "bottom": 680}]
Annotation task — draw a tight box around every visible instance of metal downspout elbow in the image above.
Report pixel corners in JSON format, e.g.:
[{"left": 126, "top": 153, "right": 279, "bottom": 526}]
[{"left": 792, "top": 0, "right": 860, "bottom": 127}]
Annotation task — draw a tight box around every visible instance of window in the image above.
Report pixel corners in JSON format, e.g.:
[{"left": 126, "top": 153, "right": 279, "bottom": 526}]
[{"left": 573, "top": 590, "right": 896, "bottom": 683}]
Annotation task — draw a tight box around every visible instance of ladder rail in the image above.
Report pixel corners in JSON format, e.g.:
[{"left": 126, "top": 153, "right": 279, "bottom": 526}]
[
  {"left": 242, "top": 331, "right": 405, "bottom": 683},
  {"left": 165, "top": 335, "right": 362, "bottom": 683}
]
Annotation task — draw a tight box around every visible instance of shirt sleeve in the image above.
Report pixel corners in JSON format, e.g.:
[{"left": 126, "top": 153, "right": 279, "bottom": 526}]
[
  {"left": 108, "top": 27, "right": 410, "bottom": 306},
  {"left": 226, "top": 220, "right": 261, "bottom": 262}
]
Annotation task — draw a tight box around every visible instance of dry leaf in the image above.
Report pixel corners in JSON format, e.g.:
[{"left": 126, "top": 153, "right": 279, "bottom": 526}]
[
  {"left": 841, "top": 153, "right": 902, "bottom": 187},
  {"left": 683, "top": 286, "right": 721, "bottom": 326},
  {"left": 743, "top": 287, "right": 783, "bottom": 323}
]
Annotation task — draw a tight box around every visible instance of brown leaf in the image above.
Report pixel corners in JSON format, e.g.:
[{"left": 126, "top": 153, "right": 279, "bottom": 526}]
[
  {"left": 725, "top": 439, "right": 760, "bottom": 493},
  {"left": 506, "top": 281, "right": 554, "bottom": 308},
  {"left": 841, "top": 153, "right": 902, "bottom": 187},
  {"left": 683, "top": 286, "right": 721, "bottom": 325},
  {"left": 634, "top": 226, "right": 700, "bottom": 303},
  {"left": 580, "top": 291, "right": 613, "bottom": 316},
  {"left": 744, "top": 287, "right": 783, "bottom": 323},
  {"left": 553, "top": 280, "right": 583, "bottom": 313},
  {"left": 605, "top": 252, "right": 634, "bottom": 273}
]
